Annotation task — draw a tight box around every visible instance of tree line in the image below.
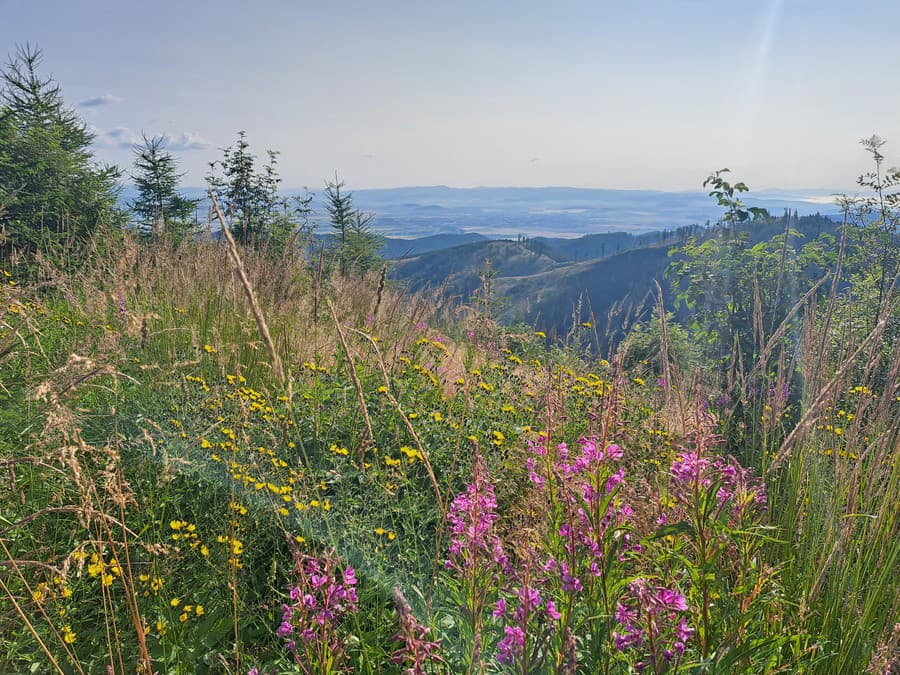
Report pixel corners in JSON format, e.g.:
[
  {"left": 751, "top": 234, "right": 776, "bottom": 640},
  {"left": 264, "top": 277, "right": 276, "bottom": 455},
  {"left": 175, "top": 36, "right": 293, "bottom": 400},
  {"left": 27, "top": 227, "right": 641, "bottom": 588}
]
[{"left": 0, "top": 45, "right": 382, "bottom": 274}]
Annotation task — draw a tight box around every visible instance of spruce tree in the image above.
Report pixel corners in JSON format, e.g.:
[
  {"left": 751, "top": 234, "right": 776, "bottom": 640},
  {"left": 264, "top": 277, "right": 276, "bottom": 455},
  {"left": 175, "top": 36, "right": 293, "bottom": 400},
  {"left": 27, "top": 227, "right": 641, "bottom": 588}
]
[
  {"left": 129, "top": 133, "right": 196, "bottom": 242},
  {"left": 324, "top": 174, "right": 381, "bottom": 274},
  {"left": 206, "top": 132, "right": 310, "bottom": 250},
  {"left": 0, "top": 45, "right": 121, "bottom": 257}
]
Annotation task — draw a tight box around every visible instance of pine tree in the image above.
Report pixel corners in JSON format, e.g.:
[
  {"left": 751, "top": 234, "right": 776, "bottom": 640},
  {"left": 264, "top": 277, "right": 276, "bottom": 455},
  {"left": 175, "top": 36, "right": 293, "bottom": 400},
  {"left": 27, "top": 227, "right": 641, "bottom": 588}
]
[
  {"left": 324, "top": 175, "right": 353, "bottom": 252},
  {"left": 345, "top": 208, "right": 383, "bottom": 273},
  {"left": 324, "top": 174, "right": 381, "bottom": 274},
  {"left": 129, "top": 133, "right": 196, "bottom": 242},
  {"left": 205, "top": 132, "right": 310, "bottom": 250},
  {"left": 0, "top": 45, "right": 121, "bottom": 257}
]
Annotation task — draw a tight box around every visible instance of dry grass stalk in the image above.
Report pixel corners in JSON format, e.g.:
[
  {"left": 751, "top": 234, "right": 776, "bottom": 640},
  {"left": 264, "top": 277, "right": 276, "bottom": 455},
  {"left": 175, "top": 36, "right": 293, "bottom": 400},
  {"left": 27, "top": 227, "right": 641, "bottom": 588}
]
[
  {"left": 328, "top": 299, "right": 376, "bottom": 459},
  {"left": 766, "top": 314, "right": 888, "bottom": 476},
  {"left": 1, "top": 532, "right": 85, "bottom": 672},
  {"left": 0, "top": 572, "right": 68, "bottom": 674},
  {"left": 347, "top": 324, "right": 443, "bottom": 508},
  {"left": 208, "top": 190, "right": 285, "bottom": 386}
]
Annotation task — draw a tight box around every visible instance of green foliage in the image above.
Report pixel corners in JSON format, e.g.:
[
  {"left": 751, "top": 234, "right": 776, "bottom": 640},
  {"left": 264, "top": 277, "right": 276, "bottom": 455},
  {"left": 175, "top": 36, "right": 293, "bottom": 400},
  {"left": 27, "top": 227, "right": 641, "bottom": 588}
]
[
  {"left": 0, "top": 45, "right": 121, "bottom": 258},
  {"left": 702, "top": 168, "right": 769, "bottom": 231},
  {"left": 667, "top": 172, "right": 839, "bottom": 372},
  {"left": 129, "top": 133, "right": 198, "bottom": 242},
  {"left": 668, "top": 170, "right": 770, "bottom": 363},
  {"left": 621, "top": 310, "right": 703, "bottom": 373},
  {"left": 206, "top": 131, "right": 313, "bottom": 251},
  {"left": 324, "top": 175, "right": 383, "bottom": 275},
  {"left": 839, "top": 136, "right": 900, "bottom": 337}
]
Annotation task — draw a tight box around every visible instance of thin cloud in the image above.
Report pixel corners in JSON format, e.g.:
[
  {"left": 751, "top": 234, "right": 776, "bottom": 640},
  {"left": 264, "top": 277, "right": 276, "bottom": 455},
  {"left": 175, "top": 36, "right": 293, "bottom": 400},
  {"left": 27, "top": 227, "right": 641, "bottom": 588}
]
[
  {"left": 78, "top": 94, "right": 124, "bottom": 107},
  {"left": 164, "top": 131, "right": 210, "bottom": 151},
  {"left": 359, "top": 153, "right": 375, "bottom": 160},
  {"left": 102, "top": 126, "right": 140, "bottom": 148},
  {"left": 92, "top": 127, "right": 210, "bottom": 151}
]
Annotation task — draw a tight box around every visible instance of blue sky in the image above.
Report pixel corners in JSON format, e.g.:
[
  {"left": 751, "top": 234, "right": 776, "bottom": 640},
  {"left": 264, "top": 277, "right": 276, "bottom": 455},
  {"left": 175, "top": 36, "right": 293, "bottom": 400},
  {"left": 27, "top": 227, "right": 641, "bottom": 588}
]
[{"left": 3, "top": 0, "right": 899, "bottom": 191}]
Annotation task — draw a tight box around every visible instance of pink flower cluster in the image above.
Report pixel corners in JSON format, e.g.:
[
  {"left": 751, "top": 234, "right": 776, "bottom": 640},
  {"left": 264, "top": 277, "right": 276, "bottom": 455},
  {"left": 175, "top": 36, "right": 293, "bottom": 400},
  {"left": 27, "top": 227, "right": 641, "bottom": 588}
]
[
  {"left": 527, "top": 436, "right": 638, "bottom": 594},
  {"left": 613, "top": 577, "right": 694, "bottom": 671},
  {"left": 492, "top": 583, "right": 562, "bottom": 664},
  {"left": 445, "top": 454, "right": 508, "bottom": 574},
  {"left": 278, "top": 551, "right": 358, "bottom": 663},
  {"left": 669, "top": 451, "right": 767, "bottom": 524}
]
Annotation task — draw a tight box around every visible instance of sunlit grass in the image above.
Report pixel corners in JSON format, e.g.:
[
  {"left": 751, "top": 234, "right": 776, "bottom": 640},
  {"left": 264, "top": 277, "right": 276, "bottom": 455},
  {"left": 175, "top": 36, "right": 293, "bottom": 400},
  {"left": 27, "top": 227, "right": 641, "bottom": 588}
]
[{"left": 0, "top": 237, "right": 896, "bottom": 674}]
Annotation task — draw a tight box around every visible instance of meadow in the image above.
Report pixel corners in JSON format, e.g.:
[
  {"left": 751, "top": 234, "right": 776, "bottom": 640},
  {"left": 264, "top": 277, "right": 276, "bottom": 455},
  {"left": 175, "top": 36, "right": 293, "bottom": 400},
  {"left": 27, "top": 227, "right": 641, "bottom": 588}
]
[{"left": 0, "top": 221, "right": 896, "bottom": 674}]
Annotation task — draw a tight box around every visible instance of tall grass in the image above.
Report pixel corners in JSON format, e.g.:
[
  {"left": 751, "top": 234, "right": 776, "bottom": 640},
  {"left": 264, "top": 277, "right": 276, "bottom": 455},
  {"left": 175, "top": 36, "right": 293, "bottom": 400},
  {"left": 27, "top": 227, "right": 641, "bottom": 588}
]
[{"left": 1, "top": 227, "right": 898, "bottom": 673}]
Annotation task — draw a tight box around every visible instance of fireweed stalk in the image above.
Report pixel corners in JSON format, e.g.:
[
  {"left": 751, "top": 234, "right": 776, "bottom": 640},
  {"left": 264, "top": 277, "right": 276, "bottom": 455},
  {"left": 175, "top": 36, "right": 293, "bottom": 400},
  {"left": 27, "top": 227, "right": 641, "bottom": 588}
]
[
  {"left": 491, "top": 550, "right": 563, "bottom": 673},
  {"left": 391, "top": 588, "right": 445, "bottom": 674},
  {"left": 444, "top": 449, "right": 509, "bottom": 673},
  {"left": 612, "top": 577, "right": 693, "bottom": 673},
  {"left": 276, "top": 549, "right": 359, "bottom": 675},
  {"left": 524, "top": 435, "right": 637, "bottom": 673},
  {"left": 654, "top": 435, "right": 770, "bottom": 666}
]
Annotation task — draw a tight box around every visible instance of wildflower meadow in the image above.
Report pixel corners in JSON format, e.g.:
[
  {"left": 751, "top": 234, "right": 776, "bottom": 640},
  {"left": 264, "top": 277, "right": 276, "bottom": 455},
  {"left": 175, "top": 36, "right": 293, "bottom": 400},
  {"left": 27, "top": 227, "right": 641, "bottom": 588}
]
[{"left": 0, "top": 217, "right": 896, "bottom": 675}]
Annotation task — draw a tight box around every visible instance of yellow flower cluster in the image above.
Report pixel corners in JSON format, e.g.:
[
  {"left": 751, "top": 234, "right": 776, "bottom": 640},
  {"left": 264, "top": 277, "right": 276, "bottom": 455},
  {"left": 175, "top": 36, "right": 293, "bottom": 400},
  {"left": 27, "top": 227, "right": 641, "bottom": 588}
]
[
  {"left": 374, "top": 527, "right": 397, "bottom": 541},
  {"left": 216, "top": 535, "right": 245, "bottom": 568},
  {"left": 61, "top": 624, "right": 76, "bottom": 644},
  {"left": 168, "top": 597, "right": 205, "bottom": 624},
  {"left": 30, "top": 575, "right": 73, "bottom": 606},
  {"left": 86, "top": 552, "right": 122, "bottom": 587},
  {"left": 399, "top": 445, "right": 424, "bottom": 464},
  {"left": 301, "top": 361, "right": 329, "bottom": 374},
  {"left": 169, "top": 519, "right": 207, "bottom": 554},
  {"left": 138, "top": 574, "right": 166, "bottom": 596}
]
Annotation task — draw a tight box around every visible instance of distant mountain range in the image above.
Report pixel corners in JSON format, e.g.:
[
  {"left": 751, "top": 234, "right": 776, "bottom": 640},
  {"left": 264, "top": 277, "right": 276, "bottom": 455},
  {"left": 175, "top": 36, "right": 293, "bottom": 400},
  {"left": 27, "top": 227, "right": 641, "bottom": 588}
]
[
  {"left": 117, "top": 184, "right": 844, "bottom": 343},
  {"left": 119, "top": 185, "right": 844, "bottom": 239},
  {"left": 345, "top": 186, "right": 843, "bottom": 239}
]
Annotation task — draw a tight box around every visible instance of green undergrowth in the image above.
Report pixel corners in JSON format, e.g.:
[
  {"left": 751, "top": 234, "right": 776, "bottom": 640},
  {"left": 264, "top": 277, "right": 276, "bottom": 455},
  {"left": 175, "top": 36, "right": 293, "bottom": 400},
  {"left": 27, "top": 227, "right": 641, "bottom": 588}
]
[{"left": 0, "top": 240, "right": 897, "bottom": 674}]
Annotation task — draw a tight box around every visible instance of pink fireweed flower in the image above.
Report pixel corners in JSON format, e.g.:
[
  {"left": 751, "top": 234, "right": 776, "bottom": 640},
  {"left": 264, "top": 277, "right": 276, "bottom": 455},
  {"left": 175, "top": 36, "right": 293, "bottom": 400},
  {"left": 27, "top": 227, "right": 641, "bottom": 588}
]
[
  {"left": 527, "top": 438, "right": 547, "bottom": 456},
  {"left": 497, "top": 625, "right": 526, "bottom": 665},
  {"left": 526, "top": 456, "right": 544, "bottom": 487},
  {"left": 517, "top": 586, "right": 542, "bottom": 614},
  {"left": 445, "top": 454, "right": 508, "bottom": 573},
  {"left": 545, "top": 599, "right": 561, "bottom": 620},
  {"left": 657, "top": 588, "right": 688, "bottom": 611},
  {"left": 668, "top": 451, "right": 767, "bottom": 524},
  {"left": 605, "top": 443, "right": 623, "bottom": 461},
  {"left": 605, "top": 467, "right": 625, "bottom": 494},
  {"left": 559, "top": 563, "right": 583, "bottom": 593},
  {"left": 614, "top": 578, "right": 692, "bottom": 668},
  {"left": 279, "top": 550, "right": 359, "bottom": 665},
  {"left": 674, "top": 617, "right": 694, "bottom": 655},
  {"left": 670, "top": 452, "right": 711, "bottom": 484}
]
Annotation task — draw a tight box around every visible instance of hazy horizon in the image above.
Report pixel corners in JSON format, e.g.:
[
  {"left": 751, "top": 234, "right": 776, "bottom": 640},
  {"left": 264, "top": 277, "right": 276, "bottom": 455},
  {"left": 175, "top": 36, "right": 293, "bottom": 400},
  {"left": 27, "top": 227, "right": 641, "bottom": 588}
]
[
  {"left": 4, "top": 0, "right": 898, "bottom": 193},
  {"left": 156, "top": 183, "right": 848, "bottom": 197}
]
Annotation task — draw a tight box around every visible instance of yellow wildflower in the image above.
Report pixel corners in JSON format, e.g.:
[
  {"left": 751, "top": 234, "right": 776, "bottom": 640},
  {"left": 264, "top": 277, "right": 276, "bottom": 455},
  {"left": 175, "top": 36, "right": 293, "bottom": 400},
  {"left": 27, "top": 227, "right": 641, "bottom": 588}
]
[{"left": 62, "top": 625, "right": 76, "bottom": 644}]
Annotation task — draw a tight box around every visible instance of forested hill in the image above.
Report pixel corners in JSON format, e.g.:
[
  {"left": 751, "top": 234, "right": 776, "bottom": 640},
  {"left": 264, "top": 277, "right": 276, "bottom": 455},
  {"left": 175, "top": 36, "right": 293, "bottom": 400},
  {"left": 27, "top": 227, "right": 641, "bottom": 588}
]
[{"left": 387, "top": 213, "right": 840, "bottom": 340}]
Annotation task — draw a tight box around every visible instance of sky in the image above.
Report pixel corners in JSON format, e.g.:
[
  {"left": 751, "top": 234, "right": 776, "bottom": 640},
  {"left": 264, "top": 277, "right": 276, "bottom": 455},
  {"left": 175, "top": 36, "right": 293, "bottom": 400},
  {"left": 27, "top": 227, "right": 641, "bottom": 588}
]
[{"left": 2, "top": 0, "right": 899, "bottom": 192}]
